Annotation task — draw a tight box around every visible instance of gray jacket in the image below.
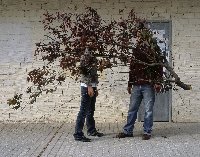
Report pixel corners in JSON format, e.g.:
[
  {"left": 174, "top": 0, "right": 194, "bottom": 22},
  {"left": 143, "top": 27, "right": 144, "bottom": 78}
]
[{"left": 79, "top": 53, "right": 99, "bottom": 86}]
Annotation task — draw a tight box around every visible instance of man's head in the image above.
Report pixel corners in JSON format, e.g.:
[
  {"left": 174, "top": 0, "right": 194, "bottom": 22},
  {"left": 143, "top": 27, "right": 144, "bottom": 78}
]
[
  {"left": 82, "top": 47, "right": 97, "bottom": 66},
  {"left": 84, "top": 47, "right": 92, "bottom": 56}
]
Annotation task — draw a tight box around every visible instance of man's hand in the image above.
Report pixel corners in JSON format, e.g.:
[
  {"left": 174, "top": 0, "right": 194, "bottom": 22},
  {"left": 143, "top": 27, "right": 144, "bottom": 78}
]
[
  {"left": 127, "top": 87, "right": 132, "bottom": 94},
  {"left": 88, "top": 86, "right": 94, "bottom": 97},
  {"left": 154, "top": 84, "right": 162, "bottom": 93}
]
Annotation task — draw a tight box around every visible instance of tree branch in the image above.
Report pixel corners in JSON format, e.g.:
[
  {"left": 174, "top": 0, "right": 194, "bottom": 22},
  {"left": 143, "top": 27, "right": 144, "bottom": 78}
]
[
  {"left": 131, "top": 59, "right": 191, "bottom": 90},
  {"left": 98, "top": 40, "right": 192, "bottom": 90}
]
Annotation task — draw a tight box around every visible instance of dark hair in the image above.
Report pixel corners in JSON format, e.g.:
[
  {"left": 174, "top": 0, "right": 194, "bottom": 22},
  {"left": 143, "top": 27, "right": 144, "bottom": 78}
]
[{"left": 138, "top": 22, "right": 145, "bottom": 30}]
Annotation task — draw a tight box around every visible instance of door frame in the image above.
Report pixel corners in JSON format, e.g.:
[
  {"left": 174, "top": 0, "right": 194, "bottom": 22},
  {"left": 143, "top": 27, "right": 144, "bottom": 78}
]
[{"left": 138, "top": 20, "right": 172, "bottom": 122}]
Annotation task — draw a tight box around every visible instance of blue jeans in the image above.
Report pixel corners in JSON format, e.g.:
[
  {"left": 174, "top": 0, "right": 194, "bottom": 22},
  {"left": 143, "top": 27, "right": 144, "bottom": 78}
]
[
  {"left": 74, "top": 86, "right": 97, "bottom": 138},
  {"left": 123, "top": 84, "right": 155, "bottom": 135}
]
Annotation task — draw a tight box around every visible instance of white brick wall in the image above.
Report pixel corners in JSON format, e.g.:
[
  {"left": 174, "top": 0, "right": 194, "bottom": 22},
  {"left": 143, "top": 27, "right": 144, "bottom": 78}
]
[{"left": 0, "top": 0, "right": 200, "bottom": 122}]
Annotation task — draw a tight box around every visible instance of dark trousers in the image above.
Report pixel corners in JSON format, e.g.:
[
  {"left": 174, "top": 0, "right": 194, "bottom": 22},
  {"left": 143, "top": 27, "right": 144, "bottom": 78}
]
[{"left": 74, "top": 86, "right": 97, "bottom": 138}]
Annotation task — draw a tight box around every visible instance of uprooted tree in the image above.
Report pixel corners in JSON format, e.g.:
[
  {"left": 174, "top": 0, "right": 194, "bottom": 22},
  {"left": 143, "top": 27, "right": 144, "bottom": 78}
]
[{"left": 7, "top": 7, "right": 191, "bottom": 109}]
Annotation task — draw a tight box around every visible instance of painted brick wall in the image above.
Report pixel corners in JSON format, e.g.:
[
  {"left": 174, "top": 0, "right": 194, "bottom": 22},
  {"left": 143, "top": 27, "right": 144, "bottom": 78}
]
[{"left": 0, "top": 0, "right": 200, "bottom": 122}]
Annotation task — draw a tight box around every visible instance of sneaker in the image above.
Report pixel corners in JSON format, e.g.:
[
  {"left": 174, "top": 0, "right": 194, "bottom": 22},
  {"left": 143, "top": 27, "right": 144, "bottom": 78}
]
[
  {"left": 74, "top": 136, "right": 91, "bottom": 142},
  {"left": 142, "top": 134, "right": 151, "bottom": 140},
  {"left": 116, "top": 132, "right": 133, "bottom": 138},
  {"left": 87, "top": 131, "right": 104, "bottom": 137}
]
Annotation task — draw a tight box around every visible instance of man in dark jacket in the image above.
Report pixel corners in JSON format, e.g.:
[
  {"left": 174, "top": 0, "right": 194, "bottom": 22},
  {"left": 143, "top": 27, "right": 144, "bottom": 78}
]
[
  {"left": 117, "top": 33, "right": 163, "bottom": 140},
  {"left": 73, "top": 48, "right": 104, "bottom": 142}
]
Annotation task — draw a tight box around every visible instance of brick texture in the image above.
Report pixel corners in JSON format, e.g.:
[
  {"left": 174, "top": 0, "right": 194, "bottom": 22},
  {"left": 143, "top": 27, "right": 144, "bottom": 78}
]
[{"left": 0, "top": 0, "right": 200, "bottom": 122}]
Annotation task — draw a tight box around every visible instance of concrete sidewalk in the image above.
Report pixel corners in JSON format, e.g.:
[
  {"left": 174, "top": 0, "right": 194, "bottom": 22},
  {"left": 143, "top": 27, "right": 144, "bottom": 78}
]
[{"left": 0, "top": 122, "right": 199, "bottom": 157}]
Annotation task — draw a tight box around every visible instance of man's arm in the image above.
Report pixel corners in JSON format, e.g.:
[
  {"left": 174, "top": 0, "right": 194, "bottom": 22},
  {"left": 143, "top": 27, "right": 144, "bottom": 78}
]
[
  {"left": 153, "top": 65, "right": 163, "bottom": 92},
  {"left": 80, "top": 55, "right": 93, "bottom": 86}
]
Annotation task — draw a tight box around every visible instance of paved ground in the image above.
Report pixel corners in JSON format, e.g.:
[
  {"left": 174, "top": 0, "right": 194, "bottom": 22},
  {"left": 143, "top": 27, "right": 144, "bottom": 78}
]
[{"left": 0, "top": 122, "right": 199, "bottom": 157}]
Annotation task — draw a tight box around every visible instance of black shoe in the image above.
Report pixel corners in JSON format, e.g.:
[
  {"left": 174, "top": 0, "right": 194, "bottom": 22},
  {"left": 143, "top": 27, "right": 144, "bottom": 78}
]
[
  {"left": 116, "top": 132, "right": 133, "bottom": 138},
  {"left": 87, "top": 131, "right": 104, "bottom": 137},
  {"left": 74, "top": 136, "right": 91, "bottom": 142},
  {"left": 142, "top": 134, "right": 151, "bottom": 140}
]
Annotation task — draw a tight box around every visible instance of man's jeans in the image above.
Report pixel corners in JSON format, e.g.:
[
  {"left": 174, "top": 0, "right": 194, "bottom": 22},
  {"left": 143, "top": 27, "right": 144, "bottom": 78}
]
[
  {"left": 74, "top": 86, "right": 97, "bottom": 138},
  {"left": 123, "top": 84, "right": 155, "bottom": 135}
]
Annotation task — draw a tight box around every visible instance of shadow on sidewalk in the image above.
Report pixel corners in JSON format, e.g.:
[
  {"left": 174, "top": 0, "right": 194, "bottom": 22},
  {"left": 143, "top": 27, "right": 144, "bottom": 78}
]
[{"left": 152, "top": 122, "right": 200, "bottom": 137}]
